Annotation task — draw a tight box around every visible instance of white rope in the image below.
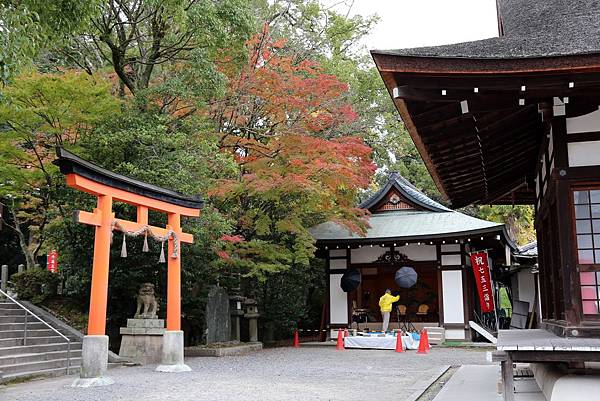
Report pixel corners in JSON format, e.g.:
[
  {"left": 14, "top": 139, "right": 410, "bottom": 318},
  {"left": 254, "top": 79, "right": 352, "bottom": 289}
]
[{"left": 110, "top": 220, "right": 179, "bottom": 261}]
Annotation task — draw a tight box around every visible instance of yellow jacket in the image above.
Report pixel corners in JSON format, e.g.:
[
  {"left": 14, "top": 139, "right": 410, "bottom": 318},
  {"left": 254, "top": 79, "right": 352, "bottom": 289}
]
[{"left": 379, "top": 293, "right": 399, "bottom": 313}]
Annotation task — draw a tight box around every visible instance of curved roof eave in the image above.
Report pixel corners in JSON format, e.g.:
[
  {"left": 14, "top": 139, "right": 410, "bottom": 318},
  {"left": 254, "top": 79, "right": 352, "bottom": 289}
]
[
  {"left": 54, "top": 147, "right": 204, "bottom": 209},
  {"left": 371, "top": 51, "right": 600, "bottom": 75},
  {"left": 313, "top": 224, "right": 506, "bottom": 242},
  {"left": 359, "top": 173, "right": 449, "bottom": 212}
]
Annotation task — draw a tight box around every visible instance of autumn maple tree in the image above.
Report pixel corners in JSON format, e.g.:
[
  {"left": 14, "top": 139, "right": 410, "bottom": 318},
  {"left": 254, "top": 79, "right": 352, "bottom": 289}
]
[{"left": 210, "top": 26, "right": 376, "bottom": 278}]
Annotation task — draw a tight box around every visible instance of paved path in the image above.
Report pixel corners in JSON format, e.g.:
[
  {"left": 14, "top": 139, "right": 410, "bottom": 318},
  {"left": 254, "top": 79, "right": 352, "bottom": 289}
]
[
  {"left": 1, "top": 346, "right": 492, "bottom": 401},
  {"left": 432, "top": 365, "right": 544, "bottom": 401}
]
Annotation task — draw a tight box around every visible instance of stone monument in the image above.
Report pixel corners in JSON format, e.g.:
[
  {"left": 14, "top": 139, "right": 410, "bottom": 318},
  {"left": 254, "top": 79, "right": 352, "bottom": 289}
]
[
  {"left": 119, "top": 283, "right": 165, "bottom": 364},
  {"left": 205, "top": 286, "right": 230, "bottom": 344}
]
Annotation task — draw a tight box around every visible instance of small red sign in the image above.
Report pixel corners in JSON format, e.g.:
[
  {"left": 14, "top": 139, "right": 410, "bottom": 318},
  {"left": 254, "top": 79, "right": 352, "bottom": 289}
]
[
  {"left": 47, "top": 250, "right": 58, "bottom": 273},
  {"left": 470, "top": 252, "right": 495, "bottom": 313}
]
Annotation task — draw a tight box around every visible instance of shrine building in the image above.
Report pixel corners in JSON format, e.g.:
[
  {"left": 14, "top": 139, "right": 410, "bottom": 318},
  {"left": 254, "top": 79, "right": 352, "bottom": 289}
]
[
  {"left": 371, "top": 1, "right": 600, "bottom": 399},
  {"left": 310, "top": 172, "right": 514, "bottom": 341}
]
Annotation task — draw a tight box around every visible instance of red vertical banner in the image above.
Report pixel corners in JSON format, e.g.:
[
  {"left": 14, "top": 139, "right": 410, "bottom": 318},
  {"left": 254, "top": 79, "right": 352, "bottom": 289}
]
[
  {"left": 47, "top": 249, "right": 58, "bottom": 273},
  {"left": 470, "top": 252, "right": 495, "bottom": 313}
]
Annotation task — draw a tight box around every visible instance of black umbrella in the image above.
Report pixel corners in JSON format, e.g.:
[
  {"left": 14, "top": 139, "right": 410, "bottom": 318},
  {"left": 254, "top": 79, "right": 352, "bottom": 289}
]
[
  {"left": 395, "top": 266, "right": 418, "bottom": 288},
  {"left": 340, "top": 268, "right": 361, "bottom": 292}
]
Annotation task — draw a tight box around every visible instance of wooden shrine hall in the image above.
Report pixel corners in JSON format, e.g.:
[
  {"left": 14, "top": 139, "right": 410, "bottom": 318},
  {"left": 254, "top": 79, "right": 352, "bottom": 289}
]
[
  {"left": 311, "top": 172, "right": 514, "bottom": 341},
  {"left": 371, "top": 1, "right": 600, "bottom": 399}
]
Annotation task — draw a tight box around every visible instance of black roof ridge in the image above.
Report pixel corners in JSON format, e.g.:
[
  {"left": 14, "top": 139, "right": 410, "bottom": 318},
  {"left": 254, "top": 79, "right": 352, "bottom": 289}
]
[
  {"left": 54, "top": 147, "right": 204, "bottom": 209},
  {"left": 359, "top": 172, "right": 450, "bottom": 213}
]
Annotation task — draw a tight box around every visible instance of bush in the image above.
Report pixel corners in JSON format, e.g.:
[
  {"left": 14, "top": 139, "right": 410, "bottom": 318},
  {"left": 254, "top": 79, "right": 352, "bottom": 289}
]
[{"left": 11, "top": 270, "right": 60, "bottom": 303}]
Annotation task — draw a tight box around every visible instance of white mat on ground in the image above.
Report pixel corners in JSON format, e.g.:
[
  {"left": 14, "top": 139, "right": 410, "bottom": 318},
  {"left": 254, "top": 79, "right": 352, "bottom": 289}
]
[{"left": 344, "top": 335, "right": 418, "bottom": 350}]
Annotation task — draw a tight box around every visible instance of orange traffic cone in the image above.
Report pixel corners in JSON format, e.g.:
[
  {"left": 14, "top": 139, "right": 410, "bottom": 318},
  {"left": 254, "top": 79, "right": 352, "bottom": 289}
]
[
  {"left": 336, "top": 329, "right": 345, "bottom": 350},
  {"left": 344, "top": 328, "right": 349, "bottom": 337},
  {"left": 293, "top": 330, "right": 300, "bottom": 348},
  {"left": 417, "top": 329, "right": 430, "bottom": 354},
  {"left": 395, "top": 330, "right": 404, "bottom": 353}
]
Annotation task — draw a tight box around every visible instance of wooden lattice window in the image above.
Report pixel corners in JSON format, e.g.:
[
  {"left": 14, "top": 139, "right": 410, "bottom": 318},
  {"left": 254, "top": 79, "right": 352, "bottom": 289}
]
[
  {"left": 574, "top": 188, "right": 600, "bottom": 315},
  {"left": 574, "top": 189, "right": 600, "bottom": 264},
  {"left": 580, "top": 272, "right": 600, "bottom": 315}
]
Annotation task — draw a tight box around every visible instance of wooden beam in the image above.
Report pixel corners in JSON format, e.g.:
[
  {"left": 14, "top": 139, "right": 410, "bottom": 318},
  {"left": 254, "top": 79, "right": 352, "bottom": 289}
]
[
  {"left": 66, "top": 173, "right": 201, "bottom": 217},
  {"left": 75, "top": 210, "right": 194, "bottom": 243},
  {"left": 393, "top": 71, "right": 600, "bottom": 91}
]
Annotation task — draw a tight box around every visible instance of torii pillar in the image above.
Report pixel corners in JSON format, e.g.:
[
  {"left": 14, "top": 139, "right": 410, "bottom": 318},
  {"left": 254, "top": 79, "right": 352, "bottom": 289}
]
[{"left": 55, "top": 148, "right": 202, "bottom": 386}]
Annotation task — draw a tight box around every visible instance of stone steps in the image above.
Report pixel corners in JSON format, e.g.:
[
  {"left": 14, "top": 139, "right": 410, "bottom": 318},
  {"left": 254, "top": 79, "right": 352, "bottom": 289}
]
[
  {"left": 0, "top": 298, "right": 83, "bottom": 383},
  {"left": 0, "top": 302, "right": 23, "bottom": 309},
  {"left": 0, "top": 329, "right": 58, "bottom": 339},
  {"left": 0, "top": 322, "right": 47, "bottom": 331},
  {"left": 0, "top": 342, "right": 82, "bottom": 357},
  {"left": 0, "top": 308, "right": 28, "bottom": 316},
  {"left": 1, "top": 365, "right": 81, "bottom": 383},
  {"left": 0, "top": 315, "right": 31, "bottom": 323},
  {"left": 0, "top": 348, "right": 82, "bottom": 366},
  {"left": 0, "top": 336, "right": 71, "bottom": 348}
]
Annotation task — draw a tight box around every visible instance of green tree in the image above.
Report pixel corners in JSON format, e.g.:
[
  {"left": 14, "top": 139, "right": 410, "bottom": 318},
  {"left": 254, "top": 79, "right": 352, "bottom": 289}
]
[
  {"left": 473, "top": 205, "right": 536, "bottom": 246},
  {"left": 62, "top": 0, "right": 254, "bottom": 100},
  {"left": 0, "top": 70, "right": 120, "bottom": 269},
  {"left": 0, "top": 0, "right": 100, "bottom": 83}
]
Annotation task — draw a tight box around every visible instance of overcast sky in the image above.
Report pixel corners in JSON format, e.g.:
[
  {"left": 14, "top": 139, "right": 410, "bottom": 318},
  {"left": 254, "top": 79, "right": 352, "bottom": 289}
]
[{"left": 326, "top": 0, "right": 499, "bottom": 53}]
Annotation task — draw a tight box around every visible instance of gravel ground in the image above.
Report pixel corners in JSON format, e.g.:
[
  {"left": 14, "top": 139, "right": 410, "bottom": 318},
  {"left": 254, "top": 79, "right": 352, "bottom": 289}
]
[{"left": 1, "top": 346, "right": 492, "bottom": 401}]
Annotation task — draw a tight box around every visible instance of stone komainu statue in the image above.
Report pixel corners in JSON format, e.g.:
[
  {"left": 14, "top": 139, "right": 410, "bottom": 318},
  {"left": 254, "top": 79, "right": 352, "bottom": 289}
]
[{"left": 135, "top": 283, "right": 158, "bottom": 319}]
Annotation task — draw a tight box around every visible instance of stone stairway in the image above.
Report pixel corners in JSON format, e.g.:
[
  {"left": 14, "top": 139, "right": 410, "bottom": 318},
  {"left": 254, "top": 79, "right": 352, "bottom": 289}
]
[{"left": 0, "top": 298, "right": 82, "bottom": 383}]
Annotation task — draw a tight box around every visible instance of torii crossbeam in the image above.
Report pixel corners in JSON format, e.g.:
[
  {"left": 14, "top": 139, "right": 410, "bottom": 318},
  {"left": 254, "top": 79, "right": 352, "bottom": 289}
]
[{"left": 55, "top": 148, "right": 203, "bottom": 385}]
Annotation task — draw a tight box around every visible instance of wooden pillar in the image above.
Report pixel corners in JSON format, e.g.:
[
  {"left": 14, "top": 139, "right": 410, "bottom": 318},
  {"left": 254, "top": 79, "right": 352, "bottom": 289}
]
[
  {"left": 87, "top": 195, "right": 113, "bottom": 336},
  {"left": 166, "top": 213, "right": 181, "bottom": 331},
  {"left": 501, "top": 353, "right": 515, "bottom": 401}
]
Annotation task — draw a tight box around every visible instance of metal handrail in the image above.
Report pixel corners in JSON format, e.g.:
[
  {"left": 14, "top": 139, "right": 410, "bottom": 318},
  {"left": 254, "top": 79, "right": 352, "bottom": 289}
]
[{"left": 0, "top": 289, "right": 71, "bottom": 374}]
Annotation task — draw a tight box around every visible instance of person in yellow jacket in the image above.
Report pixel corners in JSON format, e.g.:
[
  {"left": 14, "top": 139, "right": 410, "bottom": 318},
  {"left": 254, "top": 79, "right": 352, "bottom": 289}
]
[{"left": 379, "top": 289, "right": 399, "bottom": 332}]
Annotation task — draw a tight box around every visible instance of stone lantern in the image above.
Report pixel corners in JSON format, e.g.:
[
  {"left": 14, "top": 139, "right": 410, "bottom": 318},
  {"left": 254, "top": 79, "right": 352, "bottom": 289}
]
[
  {"left": 244, "top": 298, "right": 260, "bottom": 343},
  {"left": 229, "top": 295, "right": 245, "bottom": 342}
]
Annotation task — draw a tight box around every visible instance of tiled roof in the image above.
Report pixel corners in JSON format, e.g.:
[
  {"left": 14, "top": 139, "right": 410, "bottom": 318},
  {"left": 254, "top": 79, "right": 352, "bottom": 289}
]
[
  {"left": 359, "top": 172, "right": 450, "bottom": 212},
  {"left": 516, "top": 241, "right": 538, "bottom": 257},
  {"left": 311, "top": 172, "right": 507, "bottom": 242},
  {"left": 310, "top": 210, "right": 504, "bottom": 241}
]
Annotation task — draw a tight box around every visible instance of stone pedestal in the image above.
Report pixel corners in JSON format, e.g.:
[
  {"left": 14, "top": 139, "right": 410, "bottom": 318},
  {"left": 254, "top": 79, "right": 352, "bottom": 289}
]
[
  {"left": 72, "top": 335, "right": 114, "bottom": 387},
  {"left": 119, "top": 319, "right": 165, "bottom": 364},
  {"left": 156, "top": 330, "right": 191, "bottom": 373}
]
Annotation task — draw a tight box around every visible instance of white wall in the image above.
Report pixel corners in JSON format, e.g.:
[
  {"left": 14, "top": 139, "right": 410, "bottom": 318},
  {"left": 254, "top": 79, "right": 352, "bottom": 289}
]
[
  {"left": 441, "top": 254, "right": 462, "bottom": 266},
  {"left": 445, "top": 329, "right": 466, "bottom": 340},
  {"left": 349, "top": 244, "right": 437, "bottom": 263},
  {"left": 397, "top": 244, "right": 437, "bottom": 261},
  {"left": 566, "top": 108, "right": 600, "bottom": 133},
  {"left": 566, "top": 108, "right": 600, "bottom": 167},
  {"left": 329, "top": 274, "right": 348, "bottom": 324},
  {"left": 517, "top": 270, "right": 536, "bottom": 313},
  {"left": 441, "top": 244, "right": 461, "bottom": 252},
  {"left": 329, "top": 259, "right": 347, "bottom": 269},
  {"left": 568, "top": 141, "right": 600, "bottom": 167},
  {"left": 329, "top": 249, "right": 346, "bottom": 257},
  {"left": 350, "top": 246, "right": 386, "bottom": 263},
  {"left": 442, "top": 270, "right": 465, "bottom": 324}
]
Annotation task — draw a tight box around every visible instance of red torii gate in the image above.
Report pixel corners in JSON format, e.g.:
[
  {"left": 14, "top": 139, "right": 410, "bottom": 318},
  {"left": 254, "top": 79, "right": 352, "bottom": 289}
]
[{"left": 55, "top": 148, "right": 202, "bottom": 385}]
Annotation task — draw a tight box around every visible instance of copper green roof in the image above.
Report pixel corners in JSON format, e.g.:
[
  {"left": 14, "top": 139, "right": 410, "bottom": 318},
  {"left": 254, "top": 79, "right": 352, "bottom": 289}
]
[
  {"left": 310, "top": 210, "right": 505, "bottom": 243},
  {"left": 310, "top": 173, "right": 511, "bottom": 245},
  {"left": 359, "top": 172, "right": 450, "bottom": 212}
]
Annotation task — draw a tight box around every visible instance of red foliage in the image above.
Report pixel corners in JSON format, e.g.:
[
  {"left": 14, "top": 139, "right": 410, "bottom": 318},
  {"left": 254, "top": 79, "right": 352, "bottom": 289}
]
[
  {"left": 221, "top": 234, "right": 244, "bottom": 244},
  {"left": 211, "top": 26, "right": 376, "bottom": 241}
]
